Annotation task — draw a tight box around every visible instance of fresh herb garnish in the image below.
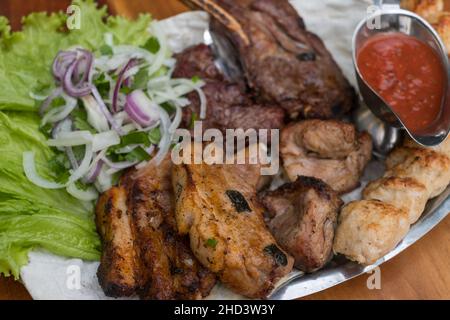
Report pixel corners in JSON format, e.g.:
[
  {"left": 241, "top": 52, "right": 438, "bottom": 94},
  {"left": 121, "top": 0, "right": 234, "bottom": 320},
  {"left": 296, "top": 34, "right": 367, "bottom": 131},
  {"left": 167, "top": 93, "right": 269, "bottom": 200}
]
[
  {"left": 142, "top": 36, "right": 160, "bottom": 54},
  {"left": 189, "top": 112, "right": 198, "bottom": 129},
  {"left": 93, "top": 74, "right": 110, "bottom": 98},
  {"left": 121, "top": 131, "right": 151, "bottom": 147},
  {"left": 48, "top": 154, "right": 71, "bottom": 183},
  {"left": 119, "top": 86, "right": 132, "bottom": 95},
  {"left": 205, "top": 238, "right": 218, "bottom": 249},
  {"left": 161, "top": 102, "right": 176, "bottom": 114},
  {"left": 39, "top": 122, "right": 53, "bottom": 137},
  {"left": 132, "top": 67, "right": 150, "bottom": 90},
  {"left": 148, "top": 127, "right": 162, "bottom": 145},
  {"left": 191, "top": 75, "right": 201, "bottom": 83},
  {"left": 99, "top": 44, "right": 113, "bottom": 56},
  {"left": 75, "top": 180, "right": 90, "bottom": 191},
  {"left": 124, "top": 146, "right": 151, "bottom": 162},
  {"left": 72, "top": 107, "right": 96, "bottom": 133}
]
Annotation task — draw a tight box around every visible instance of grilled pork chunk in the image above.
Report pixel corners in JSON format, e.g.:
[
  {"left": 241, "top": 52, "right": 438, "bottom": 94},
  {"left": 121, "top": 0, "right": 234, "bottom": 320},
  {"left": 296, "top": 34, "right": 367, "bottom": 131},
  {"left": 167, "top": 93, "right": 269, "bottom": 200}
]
[
  {"left": 182, "top": 0, "right": 356, "bottom": 119},
  {"left": 261, "top": 176, "right": 343, "bottom": 272},
  {"left": 172, "top": 150, "right": 294, "bottom": 298},
  {"left": 281, "top": 120, "right": 372, "bottom": 194},
  {"left": 96, "top": 187, "right": 140, "bottom": 297},
  {"left": 96, "top": 157, "right": 216, "bottom": 299}
]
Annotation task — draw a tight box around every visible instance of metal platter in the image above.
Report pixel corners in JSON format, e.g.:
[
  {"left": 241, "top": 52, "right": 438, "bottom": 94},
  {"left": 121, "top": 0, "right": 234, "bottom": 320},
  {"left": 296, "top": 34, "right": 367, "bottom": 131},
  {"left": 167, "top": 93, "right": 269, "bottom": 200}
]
[{"left": 20, "top": 5, "right": 450, "bottom": 300}]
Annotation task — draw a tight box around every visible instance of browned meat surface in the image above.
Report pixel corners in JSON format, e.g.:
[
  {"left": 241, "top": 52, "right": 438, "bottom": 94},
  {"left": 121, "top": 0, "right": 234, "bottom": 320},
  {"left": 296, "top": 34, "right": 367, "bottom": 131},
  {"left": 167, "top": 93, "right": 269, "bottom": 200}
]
[
  {"left": 173, "top": 44, "right": 226, "bottom": 82},
  {"left": 183, "top": 0, "right": 356, "bottom": 119},
  {"left": 260, "top": 176, "right": 343, "bottom": 272},
  {"left": 95, "top": 157, "right": 216, "bottom": 300},
  {"left": 173, "top": 44, "right": 285, "bottom": 133},
  {"left": 172, "top": 145, "right": 294, "bottom": 298},
  {"left": 96, "top": 187, "right": 139, "bottom": 297},
  {"left": 281, "top": 120, "right": 373, "bottom": 194}
]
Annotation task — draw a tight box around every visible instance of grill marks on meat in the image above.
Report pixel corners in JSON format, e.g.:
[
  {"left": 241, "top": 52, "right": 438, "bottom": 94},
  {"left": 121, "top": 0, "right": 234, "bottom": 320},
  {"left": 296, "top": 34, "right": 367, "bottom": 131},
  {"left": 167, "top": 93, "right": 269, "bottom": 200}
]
[
  {"left": 96, "top": 187, "right": 140, "bottom": 297},
  {"left": 260, "top": 176, "right": 343, "bottom": 272},
  {"left": 172, "top": 148, "right": 294, "bottom": 298},
  {"left": 200, "top": 0, "right": 356, "bottom": 119},
  {"left": 173, "top": 44, "right": 285, "bottom": 133},
  {"left": 281, "top": 120, "right": 373, "bottom": 194},
  {"left": 96, "top": 157, "right": 216, "bottom": 299}
]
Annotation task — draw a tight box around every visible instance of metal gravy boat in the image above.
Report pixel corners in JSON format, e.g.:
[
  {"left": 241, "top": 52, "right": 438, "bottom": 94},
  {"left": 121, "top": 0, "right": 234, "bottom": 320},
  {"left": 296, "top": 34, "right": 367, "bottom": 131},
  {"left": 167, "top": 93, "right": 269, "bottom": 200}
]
[{"left": 353, "top": 0, "right": 450, "bottom": 147}]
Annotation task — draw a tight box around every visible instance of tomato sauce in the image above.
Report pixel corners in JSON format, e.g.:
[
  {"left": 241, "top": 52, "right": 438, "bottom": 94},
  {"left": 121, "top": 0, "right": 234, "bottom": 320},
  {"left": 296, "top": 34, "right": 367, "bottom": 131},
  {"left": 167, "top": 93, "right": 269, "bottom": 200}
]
[{"left": 357, "top": 32, "right": 445, "bottom": 133}]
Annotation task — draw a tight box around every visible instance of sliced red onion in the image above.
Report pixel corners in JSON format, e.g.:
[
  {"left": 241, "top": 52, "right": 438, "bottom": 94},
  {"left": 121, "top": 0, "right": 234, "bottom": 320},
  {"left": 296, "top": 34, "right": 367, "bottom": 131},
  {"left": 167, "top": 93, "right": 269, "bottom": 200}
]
[
  {"left": 51, "top": 118, "right": 72, "bottom": 139},
  {"left": 39, "top": 87, "right": 63, "bottom": 116},
  {"left": 123, "top": 77, "right": 133, "bottom": 88},
  {"left": 52, "top": 51, "right": 77, "bottom": 81},
  {"left": 112, "top": 59, "right": 137, "bottom": 113},
  {"left": 145, "top": 145, "right": 155, "bottom": 155},
  {"left": 66, "top": 147, "right": 79, "bottom": 170},
  {"left": 75, "top": 49, "right": 93, "bottom": 85},
  {"left": 63, "top": 60, "right": 93, "bottom": 97},
  {"left": 84, "top": 159, "right": 103, "bottom": 184},
  {"left": 124, "top": 100, "right": 150, "bottom": 126},
  {"left": 125, "top": 90, "right": 159, "bottom": 127},
  {"left": 91, "top": 86, "right": 123, "bottom": 134}
]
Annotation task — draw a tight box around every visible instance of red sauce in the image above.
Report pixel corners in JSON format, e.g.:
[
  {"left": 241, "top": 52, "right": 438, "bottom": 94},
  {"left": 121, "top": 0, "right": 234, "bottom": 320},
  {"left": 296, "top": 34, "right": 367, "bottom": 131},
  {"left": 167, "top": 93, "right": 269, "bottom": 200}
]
[{"left": 357, "top": 32, "right": 445, "bottom": 133}]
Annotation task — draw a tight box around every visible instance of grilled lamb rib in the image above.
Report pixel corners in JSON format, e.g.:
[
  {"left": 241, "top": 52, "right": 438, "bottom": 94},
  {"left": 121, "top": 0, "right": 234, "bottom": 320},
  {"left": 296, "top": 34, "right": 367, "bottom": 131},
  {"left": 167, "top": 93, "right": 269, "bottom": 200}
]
[{"left": 181, "top": 0, "right": 356, "bottom": 120}]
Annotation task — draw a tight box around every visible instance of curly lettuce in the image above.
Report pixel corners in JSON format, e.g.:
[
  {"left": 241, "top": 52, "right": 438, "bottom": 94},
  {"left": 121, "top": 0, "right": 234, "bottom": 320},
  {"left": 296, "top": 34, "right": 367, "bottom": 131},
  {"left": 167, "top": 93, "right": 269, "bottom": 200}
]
[{"left": 0, "top": 0, "right": 152, "bottom": 278}]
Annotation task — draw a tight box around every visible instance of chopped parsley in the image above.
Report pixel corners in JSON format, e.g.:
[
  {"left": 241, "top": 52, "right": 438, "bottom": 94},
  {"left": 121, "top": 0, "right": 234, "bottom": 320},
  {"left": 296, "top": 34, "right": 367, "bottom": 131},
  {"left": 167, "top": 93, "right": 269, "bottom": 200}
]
[
  {"left": 205, "top": 238, "right": 218, "bottom": 249},
  {"left": 142, "top": 36, "right": 160, "bottom": 54}
]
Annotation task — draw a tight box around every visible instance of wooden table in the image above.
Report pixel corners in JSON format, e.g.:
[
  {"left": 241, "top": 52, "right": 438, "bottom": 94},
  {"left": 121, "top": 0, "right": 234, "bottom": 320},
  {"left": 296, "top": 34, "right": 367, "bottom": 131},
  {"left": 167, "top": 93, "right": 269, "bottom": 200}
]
[{"left": 0, "top": 0, "right": 449, "bottom": 300}]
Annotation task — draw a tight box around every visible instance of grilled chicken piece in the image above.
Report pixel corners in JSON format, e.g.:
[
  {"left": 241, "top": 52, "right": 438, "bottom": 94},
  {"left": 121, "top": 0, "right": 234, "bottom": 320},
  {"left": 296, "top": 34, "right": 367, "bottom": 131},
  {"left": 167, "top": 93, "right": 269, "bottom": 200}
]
[
  {"left": 172, "top": 151, "right": 294, "bottom": 298},
  {"left": 363, "top": 177, "right": 429, "bottom": 224},
  {"left": 281, "top": 120, "right": 372, "bottom": 194},
  {"left": 96, "top": 187, "right": 140, "bottom": 297},
  {"left": 96, "top": 157, "right": 216, "bottom": 300},
  {"left": 173, "top": 44, "right": 285, "bottom": 133},
  {"left": 182, "top": 0, "right": 356, "bottom": 119},
  {"left": 333, "top": 200, "right": 410, "bottom": 265},
  {"left": 260, "top": 176, "right": 343, "bottom": 272},
  {"left": 385, "top": 146, "right": 450, "bottom": 198}
]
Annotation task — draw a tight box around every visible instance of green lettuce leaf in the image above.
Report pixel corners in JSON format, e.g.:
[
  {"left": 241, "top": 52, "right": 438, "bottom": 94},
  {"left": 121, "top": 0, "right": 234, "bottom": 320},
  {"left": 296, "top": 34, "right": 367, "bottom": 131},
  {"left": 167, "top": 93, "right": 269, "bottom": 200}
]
[
  {"left": 0, "top": 0, "right": 153, "bottom": 279},
  {"left": 0, "top": 0, "right": 152, "bottom": 112}
]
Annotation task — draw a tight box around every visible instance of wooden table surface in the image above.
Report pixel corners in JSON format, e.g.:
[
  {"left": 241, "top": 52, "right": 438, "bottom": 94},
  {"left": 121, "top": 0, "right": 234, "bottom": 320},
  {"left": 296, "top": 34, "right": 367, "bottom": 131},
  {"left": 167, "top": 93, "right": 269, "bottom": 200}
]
[{"left": 0, "top": 0, "right": 449, "bottom": 300}]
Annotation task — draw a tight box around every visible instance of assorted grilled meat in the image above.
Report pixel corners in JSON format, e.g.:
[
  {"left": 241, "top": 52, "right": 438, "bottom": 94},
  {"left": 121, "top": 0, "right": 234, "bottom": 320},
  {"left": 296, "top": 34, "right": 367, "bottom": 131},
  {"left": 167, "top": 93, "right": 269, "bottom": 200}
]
[
  {"left": 281, "top": 120, "right": 373, "bottom": 194},
  {"left": 173, "top": 44, "right": 285, "bottom": 134},
  {"left": 261, "top": 176, "right": 343, "bottom": 272},
  {"left": 172, "top": 146, "right": 294, "bottom": 298},
  {"left": 96, "top": 157, "right": 216, "bottom": 299},
  {"left": 183, "top": 0, "right": 356, "bottom": 119},
  {"left": 94, "top": 0, "right": 376, "bottom": 300}
]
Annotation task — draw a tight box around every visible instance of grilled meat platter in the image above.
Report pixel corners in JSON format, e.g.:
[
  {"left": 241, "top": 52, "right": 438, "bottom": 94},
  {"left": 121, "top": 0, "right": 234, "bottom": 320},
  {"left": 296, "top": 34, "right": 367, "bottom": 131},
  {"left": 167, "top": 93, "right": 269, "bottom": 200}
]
[{"left": 4, "top": 0, "right": 449, "bottom": 300}]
